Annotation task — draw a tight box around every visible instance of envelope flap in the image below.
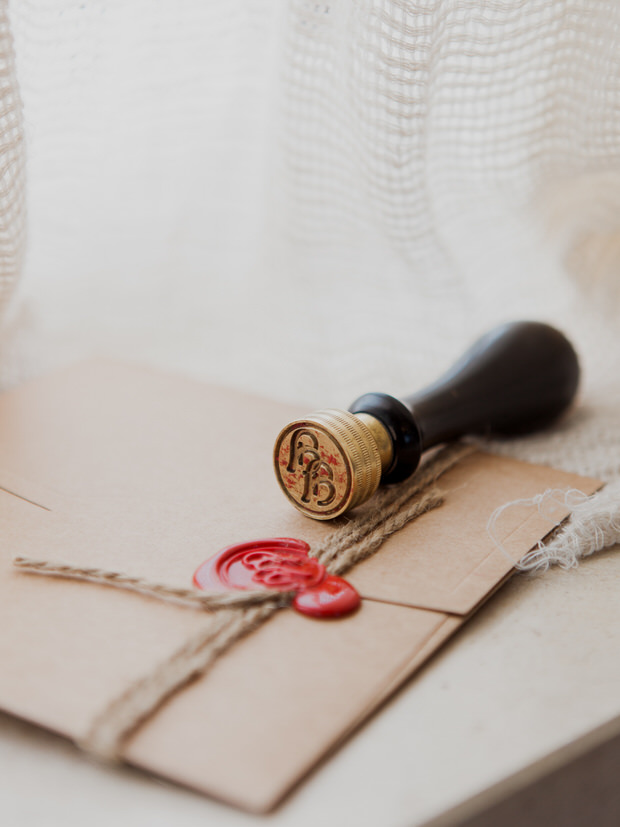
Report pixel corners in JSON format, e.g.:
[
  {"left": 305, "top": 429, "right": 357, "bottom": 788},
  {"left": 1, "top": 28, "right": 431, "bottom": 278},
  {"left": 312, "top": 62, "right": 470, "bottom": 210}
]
[{"left": 348, "top": 452, "right": 602, "bottom": 614}]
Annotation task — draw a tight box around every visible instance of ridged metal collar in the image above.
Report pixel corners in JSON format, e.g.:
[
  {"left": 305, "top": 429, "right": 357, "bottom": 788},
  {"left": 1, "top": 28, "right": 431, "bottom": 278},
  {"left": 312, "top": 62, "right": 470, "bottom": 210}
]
[{"left": 273, "top": 409, "right": 385, "bottom": 519}]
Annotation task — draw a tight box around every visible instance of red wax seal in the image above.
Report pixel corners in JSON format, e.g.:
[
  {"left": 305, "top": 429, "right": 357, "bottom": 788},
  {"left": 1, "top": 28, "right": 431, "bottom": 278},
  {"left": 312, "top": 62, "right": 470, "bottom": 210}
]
[
  {"left": 292, "top": 576, "right": 360, "bottom": 618},
  {"left": 193, "top": 537, "right": 360, "bottom": 619}
]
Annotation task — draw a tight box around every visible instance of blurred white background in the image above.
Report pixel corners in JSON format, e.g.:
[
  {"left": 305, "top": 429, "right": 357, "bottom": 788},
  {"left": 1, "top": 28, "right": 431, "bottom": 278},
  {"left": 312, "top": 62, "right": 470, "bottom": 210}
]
[
  {"left": 2, "top": 1, "right": 619, "bottom": 418},
  {"left": 1, "top": 2, "right": 620, "bottom": 825}
]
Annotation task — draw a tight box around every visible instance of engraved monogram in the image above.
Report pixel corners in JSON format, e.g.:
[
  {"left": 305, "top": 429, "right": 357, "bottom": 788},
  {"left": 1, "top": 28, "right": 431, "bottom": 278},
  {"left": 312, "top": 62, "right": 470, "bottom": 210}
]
[
  {"left": 285, "top": 429, "right": 337, "bottom": 507},
  {"left": 237, "top": 547, "right": 325, "bottom": 590}
]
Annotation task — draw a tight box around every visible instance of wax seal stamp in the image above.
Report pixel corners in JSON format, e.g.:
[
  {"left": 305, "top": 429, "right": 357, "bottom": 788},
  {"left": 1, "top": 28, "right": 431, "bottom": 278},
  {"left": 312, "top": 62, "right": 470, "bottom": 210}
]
[
  {"left": 193, "top": 538, "right": 360, "bottom": 618},
  {"left": 273, "top": 411, "right": 388, "bottom": 520},
  {"left": 274, "top": 322, "right": 581, "bottom": 520}
]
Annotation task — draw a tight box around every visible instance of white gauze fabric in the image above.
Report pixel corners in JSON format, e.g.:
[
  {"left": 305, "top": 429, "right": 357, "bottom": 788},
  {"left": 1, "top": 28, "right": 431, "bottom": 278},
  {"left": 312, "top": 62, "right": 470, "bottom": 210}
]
[
  {"left": 3, "top": 0, "right": 620, "bottom": 561},
  {"left": 0, "top": 2, "right": 24, "bottom": 327}
]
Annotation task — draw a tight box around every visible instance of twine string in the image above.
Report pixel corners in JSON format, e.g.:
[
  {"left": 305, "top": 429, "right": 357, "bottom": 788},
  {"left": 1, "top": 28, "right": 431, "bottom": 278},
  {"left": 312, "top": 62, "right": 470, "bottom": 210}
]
[
  {"left": 12, "top": 558, "right": 291, "bottom": 610},
  {"left": 13, "top": 442, "right": 473, "bottom": 761}
]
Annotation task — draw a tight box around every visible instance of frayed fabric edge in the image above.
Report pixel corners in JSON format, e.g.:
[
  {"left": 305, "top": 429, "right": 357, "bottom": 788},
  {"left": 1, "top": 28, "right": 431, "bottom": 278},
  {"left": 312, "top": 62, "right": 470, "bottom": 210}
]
[{"left": 487, "top": 482, "right": 620, "bottom": 574}]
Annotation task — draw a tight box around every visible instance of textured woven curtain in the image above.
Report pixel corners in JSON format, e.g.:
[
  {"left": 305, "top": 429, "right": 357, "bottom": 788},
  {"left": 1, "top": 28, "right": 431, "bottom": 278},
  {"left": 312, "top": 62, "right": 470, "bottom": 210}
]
[{"left": 0, "top": 0, "right": 619, "bottom": 483}]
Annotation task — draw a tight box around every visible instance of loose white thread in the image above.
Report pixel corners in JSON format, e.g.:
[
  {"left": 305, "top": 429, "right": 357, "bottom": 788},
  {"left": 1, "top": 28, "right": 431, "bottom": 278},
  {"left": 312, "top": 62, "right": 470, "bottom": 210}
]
[{"left": 487, "top": 483, "right": 620, "bottom": 573}]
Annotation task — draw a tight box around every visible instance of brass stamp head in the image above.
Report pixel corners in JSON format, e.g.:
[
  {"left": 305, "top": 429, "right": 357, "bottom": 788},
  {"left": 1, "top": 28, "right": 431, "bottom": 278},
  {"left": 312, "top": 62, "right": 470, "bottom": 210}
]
[{"left": 273, "top": 409, "right": 388, "bottom": 520}]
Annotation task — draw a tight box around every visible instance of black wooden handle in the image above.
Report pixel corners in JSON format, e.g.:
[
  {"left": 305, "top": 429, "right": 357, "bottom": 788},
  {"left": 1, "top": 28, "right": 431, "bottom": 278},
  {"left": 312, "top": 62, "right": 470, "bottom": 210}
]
[{"left": 349, "top": 321, "right": 580, "bottom": 484}]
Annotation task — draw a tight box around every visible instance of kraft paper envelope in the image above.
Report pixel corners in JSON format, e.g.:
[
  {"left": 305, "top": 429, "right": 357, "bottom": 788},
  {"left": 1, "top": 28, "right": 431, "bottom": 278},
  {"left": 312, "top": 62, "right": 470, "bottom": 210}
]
[{"left": 0, "top": 361, "right": 602, "bottom": 812}]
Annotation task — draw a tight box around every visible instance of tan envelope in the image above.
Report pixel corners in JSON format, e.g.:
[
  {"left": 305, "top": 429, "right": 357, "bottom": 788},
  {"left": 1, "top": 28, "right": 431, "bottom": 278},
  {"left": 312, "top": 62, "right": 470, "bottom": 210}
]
[{"left": 0, "top": 361, "right": 602, "bottom": 812}]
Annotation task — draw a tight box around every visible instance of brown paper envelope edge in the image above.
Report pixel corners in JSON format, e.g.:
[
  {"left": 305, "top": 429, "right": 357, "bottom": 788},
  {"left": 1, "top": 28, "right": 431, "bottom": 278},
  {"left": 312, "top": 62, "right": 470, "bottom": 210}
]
[
  {"left": 118, "top": 559, "right": 539, "bottom": 813},
  {"left": 119, "top": 560, "right": 521, "bottom": 813},
  {"left": 0, "top": 591, "right": 455, "bottom": 814},
  {"left": 120, "top": 602, "right": 457, "bottom": 813},
  {"left": 349, "top": 454, "right": 603, "bottom": 615},
  {"left": 271, "top": 614, "right": 466, "bottom": 813},
  {"left": 358, "top": 497, "right": 603, "bottom": 617}
]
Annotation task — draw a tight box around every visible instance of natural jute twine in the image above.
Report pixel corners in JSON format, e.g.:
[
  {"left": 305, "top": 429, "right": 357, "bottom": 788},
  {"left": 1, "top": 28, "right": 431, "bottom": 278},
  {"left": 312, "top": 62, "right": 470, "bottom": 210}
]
[{"left": 13, "top": 443, "right": 472, "bottom": 761}]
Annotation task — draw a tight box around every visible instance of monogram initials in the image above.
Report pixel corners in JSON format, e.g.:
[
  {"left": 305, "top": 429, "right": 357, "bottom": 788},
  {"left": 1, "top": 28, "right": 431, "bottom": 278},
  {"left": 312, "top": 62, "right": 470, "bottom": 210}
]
[{"left": 286, "top": 429, "right": 337, "bottom": 507}]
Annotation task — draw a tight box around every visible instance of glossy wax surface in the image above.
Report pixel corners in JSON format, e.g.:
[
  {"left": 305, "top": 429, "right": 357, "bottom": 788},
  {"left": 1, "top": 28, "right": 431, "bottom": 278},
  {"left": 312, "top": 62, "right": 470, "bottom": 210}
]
[{"left": 193, "top": 538, "right": 360, "bottom": 619}]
